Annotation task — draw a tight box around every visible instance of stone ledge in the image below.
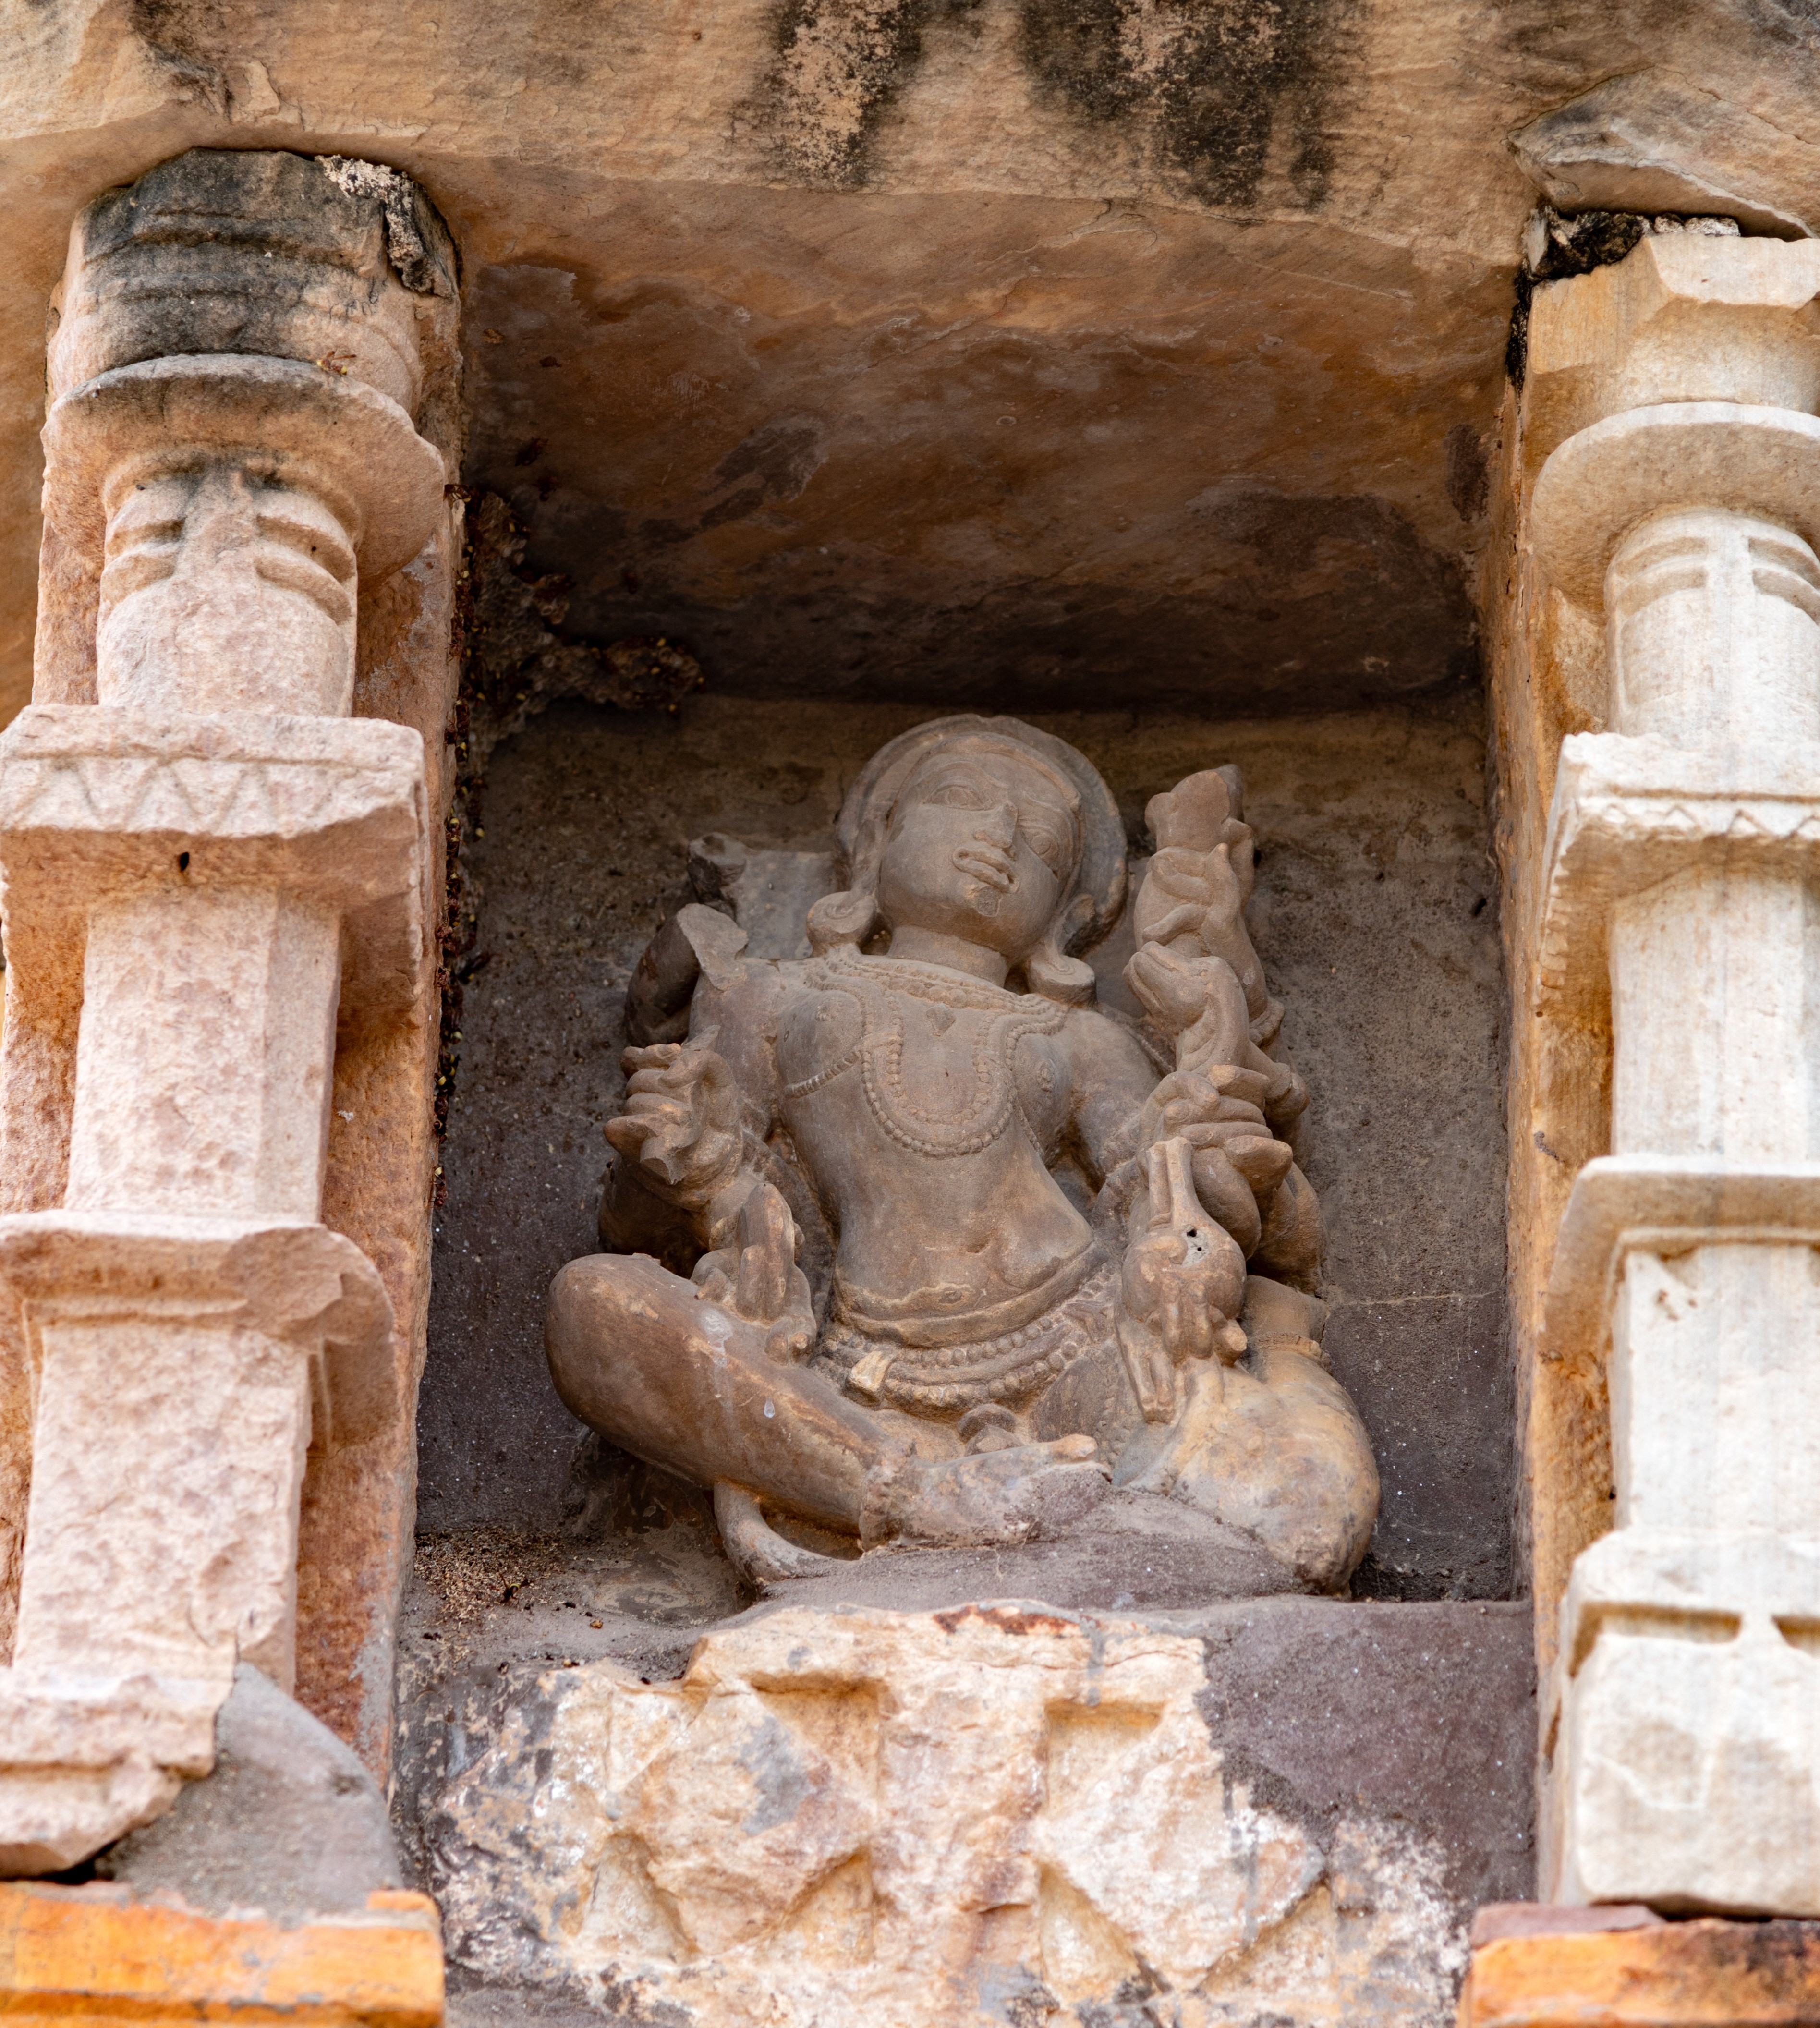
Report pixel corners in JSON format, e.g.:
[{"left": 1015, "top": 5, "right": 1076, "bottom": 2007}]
[
  {"left": 0, "top": 1881, "right": 444, "bottom": 2027},
  {"left": 1542, "top": 1156, "right": 1820, "bottom": 1373},
  {"left": 1536, "top": 733, "right": 1820, "bottom": 1029},
  {"left": 0, "top": 704, "right": 428, "bottom": 1032},
  {"left": 1458, "top": 1917, "right": 1820, "bottom": 2026}
]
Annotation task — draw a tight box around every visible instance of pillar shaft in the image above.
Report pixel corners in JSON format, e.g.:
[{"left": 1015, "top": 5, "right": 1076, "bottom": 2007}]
[
  {"left": 1609, "top": 867, "right": 1817, "bottom": 1165},
  {"left": 13, "top": 1315, "right": 313, "bottom": 1685},
  {"left": 1607, "top": 507, "right": 1820, "bottom": 747},
  {"left": 97, "top": 462, "right": 359, "bottom": 717},
  {"left": 66, "top": 890, "right": 340, "bottom": 1220},
  {"left": 1523, "top": 233, "right": 1820, "bottom": 1915}
]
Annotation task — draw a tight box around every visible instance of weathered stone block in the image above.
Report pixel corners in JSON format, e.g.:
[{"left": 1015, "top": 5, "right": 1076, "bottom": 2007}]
[
  {"left": 401, "top": 1598, "right": 1533, "bottom": 2027},
  {"left": 1459, "top": 1916, "right": 1820, "bottom": 2028}
]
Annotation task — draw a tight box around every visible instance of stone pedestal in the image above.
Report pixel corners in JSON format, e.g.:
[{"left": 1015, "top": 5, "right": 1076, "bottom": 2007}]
[
  {"left": 0, "top": 153, "right": 454, "bottom": 1874},
  {"left": 1521, "top": 235, "right": 1820, "bottom": 1911},
  {"left": 401, "top": 1598, "right": 1534, "bottom": 2028}
]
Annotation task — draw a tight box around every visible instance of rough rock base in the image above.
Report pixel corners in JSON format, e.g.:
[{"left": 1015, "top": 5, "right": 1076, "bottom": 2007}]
[{"left": 405, "top": 1598, "right": 1532, "bottom": 2027}]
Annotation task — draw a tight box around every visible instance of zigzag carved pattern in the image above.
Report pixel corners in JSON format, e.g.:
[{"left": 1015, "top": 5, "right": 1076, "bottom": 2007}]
[{"left": 0, "top": 755, "right": 411, "bottom": 840}]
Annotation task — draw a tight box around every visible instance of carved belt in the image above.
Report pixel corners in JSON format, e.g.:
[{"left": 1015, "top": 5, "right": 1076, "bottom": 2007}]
[{"left": 813, "top": 1253, "right": 1116, "bottom": 1415}]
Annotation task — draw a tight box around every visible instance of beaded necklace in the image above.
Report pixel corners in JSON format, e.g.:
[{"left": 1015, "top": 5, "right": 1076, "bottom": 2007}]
[{"left": 784, "top": 948, "right": 1067, "bottom": 1160}]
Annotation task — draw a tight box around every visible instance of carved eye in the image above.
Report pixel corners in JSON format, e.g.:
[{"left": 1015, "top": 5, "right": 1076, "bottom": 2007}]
[
  {"left": 1022, "top": 822, "right": 1065, "bottom": 872},
  {"left": 927, "top": 781, "right": 988, "bottom": 808}
]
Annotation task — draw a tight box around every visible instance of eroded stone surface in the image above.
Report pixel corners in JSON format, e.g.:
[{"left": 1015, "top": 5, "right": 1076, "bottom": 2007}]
[
  {"left": 5, "top": 4, "right": 1819, "bottom": 724},
  {"left": 403, "top": 1600, "right": 1533, "bottom": 2026}
]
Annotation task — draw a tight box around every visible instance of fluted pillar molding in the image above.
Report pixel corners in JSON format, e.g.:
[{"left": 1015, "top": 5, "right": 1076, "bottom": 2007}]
[{"left": 1524, "top": 232, "right": 1820, "bottom": 1913}]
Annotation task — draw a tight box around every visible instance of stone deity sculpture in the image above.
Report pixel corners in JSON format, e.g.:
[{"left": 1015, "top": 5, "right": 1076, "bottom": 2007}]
[{"left": 548, "top": 717, "right": 1376, "bottom": 1589}]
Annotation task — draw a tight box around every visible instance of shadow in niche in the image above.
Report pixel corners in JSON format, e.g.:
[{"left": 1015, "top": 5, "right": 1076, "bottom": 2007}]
[{"left": 414, "top": 681, "right": 1511, "bottom": 1663}]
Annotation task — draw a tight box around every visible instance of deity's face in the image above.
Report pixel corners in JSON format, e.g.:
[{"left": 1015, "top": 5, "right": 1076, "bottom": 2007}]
[{"left": 875, "top": 743, "right": 1080, "bottom": 965}]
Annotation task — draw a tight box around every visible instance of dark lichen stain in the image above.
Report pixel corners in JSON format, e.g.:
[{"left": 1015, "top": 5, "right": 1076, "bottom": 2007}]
[
  {"left": 1444, "top": 422, "right": 1489, "bottom": 524},
  {"left": 1506, "top": 206, "right": 1650, "bottom": 388},
  {"left": 1019, "top": 0, "right": 1349, "bottom": 210},
  {"left": 698, "top": 415, "right": 830, "bottom": 531},
  {"left": 127, "top": 0, "right": 230, "bottom": 97},
  {"left": 761, "top": 0, "right": 1347, "bottom": 207},
  {"left": 1015, "top": 0, "right": 1145, "bottom": 123},
  {"left": 764, "top": 0, "right": 948, "bottom": 189}
]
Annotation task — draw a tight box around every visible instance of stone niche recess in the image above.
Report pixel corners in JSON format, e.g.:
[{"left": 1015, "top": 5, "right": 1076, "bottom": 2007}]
[
  {"left": 0, "top": 121, "right": 1529, "bottom": 2028},
  {"left": 400, "top": 685, "right": 1530, "bottom": 2025}
]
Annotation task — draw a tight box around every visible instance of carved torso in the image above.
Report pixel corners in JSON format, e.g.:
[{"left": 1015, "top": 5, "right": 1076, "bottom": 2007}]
[{"left": 775, "top": 950, "right": 1093, "bottom": 1345}]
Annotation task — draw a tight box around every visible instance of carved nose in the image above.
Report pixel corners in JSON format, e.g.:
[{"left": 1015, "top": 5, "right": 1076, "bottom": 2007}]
[{"left": 974, "top": 802, "right": 1017, "bottom": 848}]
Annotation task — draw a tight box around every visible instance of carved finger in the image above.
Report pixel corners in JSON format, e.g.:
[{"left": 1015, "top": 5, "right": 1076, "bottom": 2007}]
[
  {"left": 1179, "top": 1110, "right": 1269, "bottom": 1145},
  {"left": 621, "top": 1043, "right": 682, "bottom": 1076},
  {"left": 1147, "top": 1337, "right": 1176, "bottom": 1420},
  {"left": 733, "top": 1186, "right": 796, "bottom": 1324},
  {"left": 602, "top": 1115, "right": 643, "bottom": 1158},
  {"left": 624, "top": 1065, "right": 685, "bottom": 1099},
  {"left": 1125, "top": 944, "right": 1213, "bottom": 1029},
  {"left": 1171, "top": 1281, "right": 1218, "bottom": 1363},
  {"left": 1146, "top": 1136, "right": 1205, "bottom": 1234},
  {"left": 1187, "top": 1295, "right": 1216, "bottom": 1361},
  {"left": 1188, "top": 1147, "right": 1263, "bottom": 1253},
  {"left": 1151, "top": 1070, "right": 1216, "bottom": 1110},
  {"left": 1115, "top": 1309, "right": 1173, "bottom": 1423},
  {"left": 1135, "top": 902, "right": 1207, "bottom": 947},
  {"left": 1224, "top": 1133, "right": 1294, "bottom": 1196},
  {"left": 1211, "top": 1064, "right": 1275, "bottom": 1110},
  {"left": 619, "top": 1090, "right": 691, "bottom": 1125},
  {"left": 764, "top": 1312, "right": 815, "bottom": 1365}
]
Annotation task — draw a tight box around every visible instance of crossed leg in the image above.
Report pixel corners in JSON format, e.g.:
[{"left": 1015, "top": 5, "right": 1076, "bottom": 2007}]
[{"left": 546, "top": 1252, "right": 1108, "bottom": 1545}]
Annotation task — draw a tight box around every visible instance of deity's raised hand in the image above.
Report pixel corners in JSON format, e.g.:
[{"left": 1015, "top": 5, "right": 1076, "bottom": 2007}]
[
  {"left": 1116, "top": 1137, "right": 1248, "bottom": 1422},
  {"left": 604, "top": 1040, "right": 743, "bottom": 1204},
  {"left": 1125, "top": 940, "right": 1251, "bottom": 1065}
]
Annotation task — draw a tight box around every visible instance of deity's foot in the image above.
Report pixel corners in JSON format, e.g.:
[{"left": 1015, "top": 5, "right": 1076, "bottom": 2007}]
[{"left": 865, "top": 1435, "right": 1111, "bottom": 1549}]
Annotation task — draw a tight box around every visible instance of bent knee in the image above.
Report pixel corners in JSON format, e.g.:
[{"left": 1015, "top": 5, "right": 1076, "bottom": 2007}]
[
  {"left": 546, "top": 1252, "right": 657, "bottom": 1394},
  {"left": 545, "top": 1251, "right": 713, "bottom": 1395}
]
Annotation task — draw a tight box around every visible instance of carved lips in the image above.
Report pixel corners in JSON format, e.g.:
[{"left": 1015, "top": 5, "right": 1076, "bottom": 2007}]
[{"left": 952, "top": 839, "right": 1017, "bottom": 915}]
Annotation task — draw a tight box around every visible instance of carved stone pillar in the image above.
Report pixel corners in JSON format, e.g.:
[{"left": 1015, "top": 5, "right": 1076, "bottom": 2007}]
[
  {"left": 1524, "top": 234, "right": 1820, "bottom": 1912},
  {"left": 0, "top": 152, "right": 455, "bottom": 1874}
]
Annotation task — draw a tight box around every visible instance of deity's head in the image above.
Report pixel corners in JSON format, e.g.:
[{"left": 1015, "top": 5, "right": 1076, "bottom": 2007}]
[{"left": 808, "top": 716, "right": 1127, "bottom": 1002}]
